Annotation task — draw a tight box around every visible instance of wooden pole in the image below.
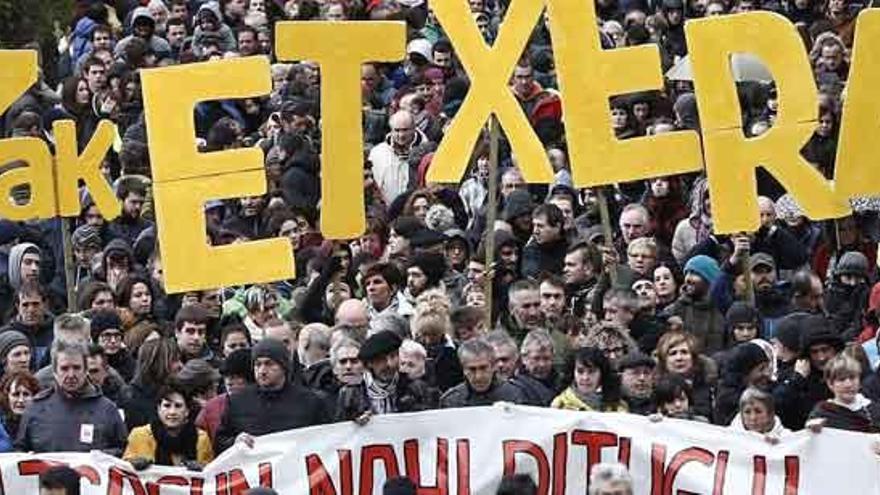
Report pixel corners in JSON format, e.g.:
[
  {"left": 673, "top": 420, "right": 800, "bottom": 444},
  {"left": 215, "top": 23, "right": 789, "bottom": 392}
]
[
  {"left": 52, "top": 158, "right": 77, "bottom": 311},
  {"left": 483, "top": 117, "right": 500, "bottom": 330},
  {"left": 596, "top": 187, "right": 618, "bottom": 286}
]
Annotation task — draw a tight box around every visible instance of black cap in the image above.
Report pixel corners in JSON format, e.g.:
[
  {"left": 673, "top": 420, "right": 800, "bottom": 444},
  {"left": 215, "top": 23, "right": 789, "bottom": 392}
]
[
  {"left": 252, "top": 339, "right": 291, "bottom": 372},
  {"left": 799, "top": 315, "right": 843, "bottom": 358},
  {"left": 359, "top": 331, "right": 403, "bottom": 361}
]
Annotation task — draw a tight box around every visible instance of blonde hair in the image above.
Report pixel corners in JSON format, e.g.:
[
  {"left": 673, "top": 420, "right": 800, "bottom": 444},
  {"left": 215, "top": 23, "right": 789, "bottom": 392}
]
[
  {"left": 824, "top": 354, "right": 861, "bottom": 383},
  {"left": 656, "top": 331, "right": 698, "bottom": 374},
  {"left": 411, "top": 307, "right": 452, "bottom": 344}
]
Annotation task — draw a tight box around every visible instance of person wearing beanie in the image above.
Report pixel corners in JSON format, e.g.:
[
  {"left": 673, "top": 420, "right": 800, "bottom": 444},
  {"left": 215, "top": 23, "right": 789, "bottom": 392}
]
[
  {"left": 711, "top": 302, "right": 761, "bottom": 371},
  {"left": 618, "top": 352, "right": 656, "bottom": 415},
  {"left": 662, "top": 255, "right": 725, "bottom": 354},
  {"left": 195, "top": 349, "right": 252, "bottom": 443},
  {"left": 336, "top": 331, "right": 436, "bottom": 421},
  {"left": 502, "top": 188, "right": 535, "bottom": 245},
  {"left": 715, "top": 342, "right": 773, "bottom": 425},
  {"left": 825, "top": 251, "right": 872, "bottom": 341},
  {"left": 214, "top": 339, "right": 330, "bottom": 454},
  {"left": 90, "top": 309, "right": 135, "bottom": 381},
  {"left": 71, "top": 224, "right": 102, "bottom": 284},
  {"left": 773, "top": 315, "right": 841, "bottom": 430},
  {"left": 0, "top": 330, "right": 32, "bottom": 378},
  {"left": 405, "top": 252, "right": 447, "bottom": 301},
  {"left": 772, "top": 312, "right": 809, "bottom": 384},
  {"left": 177, "top": 358, "right": 221, "bottom": 409}
]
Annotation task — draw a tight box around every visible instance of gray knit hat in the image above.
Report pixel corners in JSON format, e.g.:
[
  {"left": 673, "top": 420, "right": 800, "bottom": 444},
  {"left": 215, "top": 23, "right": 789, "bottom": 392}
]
[{"left": 0, "top": 331, "right": 30, "bottom": 365}]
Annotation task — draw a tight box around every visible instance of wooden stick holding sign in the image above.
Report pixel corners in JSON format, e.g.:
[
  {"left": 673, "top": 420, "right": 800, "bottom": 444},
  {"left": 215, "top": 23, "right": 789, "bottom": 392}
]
[
  {"left": 483, "top": 117, "right": 500, "bottom": 330},
  {"left": 596, "top": 187, "right": 618, "bottom": 287}
]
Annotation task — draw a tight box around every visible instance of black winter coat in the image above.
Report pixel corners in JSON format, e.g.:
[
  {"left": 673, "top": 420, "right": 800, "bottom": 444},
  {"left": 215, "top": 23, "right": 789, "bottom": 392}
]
[
  {"left": 440, "top": 378, "right": 524, "bottom": 408},
  {"left": 215, "top": 382, "right": 330, "bottom": 453},
  {"left": 773, "top": 366, "right": 832, "bottom": 430},
  {"left": 335, "top": 374, "right": 437, "bottom": 421},
  {"left": 509, "top": 372, "right": 559, "bottom": 407}
]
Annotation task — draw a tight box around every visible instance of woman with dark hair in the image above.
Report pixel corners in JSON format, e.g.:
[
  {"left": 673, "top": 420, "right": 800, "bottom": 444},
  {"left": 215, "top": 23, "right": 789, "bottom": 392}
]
[
  {"left": 124, "top": 381, "right": 214, "bottom": 469},
  {"left": 402, "top": 188, "right": 438, "bottom": 223},
  {"left": 124, "top": 339, "right": 182, "bottom": 431},
  {"left": 651, "top": 374, "right": 709, "bottom": 422},
  {"left": 551, "top": 347, "right": 627, "bottom": 412},
  {"left": 653, "top": 262, "right": 682, "bottom": 312},
  {"left": 641, "top": 176, "right": 689, "bottom": 249},
  {"left": 801, "top": 103, "right": 839, "bottom": 179},
  {"left": 115, "top": 275, "right": 156, "bottom": 329},
  {"left": 0, "top": 371, "right": 40, "bottom": 441}
]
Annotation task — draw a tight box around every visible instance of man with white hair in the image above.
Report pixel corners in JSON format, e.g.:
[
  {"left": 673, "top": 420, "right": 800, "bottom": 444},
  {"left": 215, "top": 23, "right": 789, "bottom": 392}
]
[
  {"left": 508, "top": 329, "right": 559, "bottom": 406},
  {"left": 296, "top": 323, "right": 332, "bottom": 391}
]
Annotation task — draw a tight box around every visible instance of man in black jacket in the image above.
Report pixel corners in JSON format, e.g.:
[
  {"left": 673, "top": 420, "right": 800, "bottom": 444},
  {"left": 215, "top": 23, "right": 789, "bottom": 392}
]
[
  {"left": 440, "top": 339, "right": 523, "bottom": 408},
  {"left": 215, "top": 339, "right": 329, "bottom": 453},
  {"left": 336, "top": 331, "right": 436, "bottom": 421},
  {"left": 773, "top": 316, "right": 842, "bottom": 430}
]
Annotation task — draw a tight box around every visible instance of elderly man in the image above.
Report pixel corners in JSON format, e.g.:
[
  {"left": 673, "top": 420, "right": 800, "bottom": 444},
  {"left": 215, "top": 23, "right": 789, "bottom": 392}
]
[
  {"left": 215, "top": 339, "right": 329, "bottom": 453},
  {"left": 485, "top": 331, "right": 520, "bottom": 381},
  {"left": 618, "top": 352, "right": 656, "bottom": 415},
  {"left": 336, "top": 331, "right": 436, "bottom": 421},
  {"left": 440, "top": 339, "right": 523, "bottom": 408},
  {"left": 368, "top": 111, "right": 428, "bottom": 204},
  {"left": 16, "top": 340, "right": 127, "bottom": 454},
  {"left": 509, "top": 330, "right": 559, "bottom": 406}
]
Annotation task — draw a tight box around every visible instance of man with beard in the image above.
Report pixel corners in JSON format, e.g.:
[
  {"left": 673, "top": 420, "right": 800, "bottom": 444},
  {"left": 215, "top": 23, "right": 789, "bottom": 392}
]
[
  {"left": 336, "top": 331, "right": 436, "bottom": 421},
  {"left": 619, "top": 352, "right": 656, "bottom": 415},
  {"left": 715, "top": 342, "right": 773, "bottom": 425},
  {"left": 405, "top": 252, "right": 446, "bottom": 303},
  {"left": 663, "top": 255, "right": 725, "bottom": 353},
  {"left": 223, "top": 196, "right": 267, "bottom": 240}
]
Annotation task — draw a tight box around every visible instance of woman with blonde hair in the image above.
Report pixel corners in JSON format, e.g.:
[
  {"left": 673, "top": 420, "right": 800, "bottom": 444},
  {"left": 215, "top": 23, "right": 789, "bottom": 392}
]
[{"left": 655, "top": 331, "right": 716, "bottom": 420}]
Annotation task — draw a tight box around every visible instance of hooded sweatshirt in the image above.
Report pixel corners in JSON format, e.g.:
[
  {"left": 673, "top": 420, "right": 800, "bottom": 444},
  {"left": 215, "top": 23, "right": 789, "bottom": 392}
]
[
  {"left": 114, "top": 7, "right": 171, "bottom": 60},
  {"left": 192, "top": 2, "right": 238, "bottom": 57},
  {"left": 6, "top": 242, "right": 40, "bottom": 291}
]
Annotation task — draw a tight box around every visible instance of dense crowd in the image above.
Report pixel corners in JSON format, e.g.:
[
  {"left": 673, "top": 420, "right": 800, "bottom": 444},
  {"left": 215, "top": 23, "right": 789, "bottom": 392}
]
[{"left": 2, "top": 0, "right": 880, "bottom": 483}]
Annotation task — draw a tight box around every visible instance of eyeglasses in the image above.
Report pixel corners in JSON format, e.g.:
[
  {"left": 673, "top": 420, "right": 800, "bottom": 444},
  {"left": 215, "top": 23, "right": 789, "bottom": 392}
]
[{"left": 99, "top": 332, "right": 123, "bottom": 342}]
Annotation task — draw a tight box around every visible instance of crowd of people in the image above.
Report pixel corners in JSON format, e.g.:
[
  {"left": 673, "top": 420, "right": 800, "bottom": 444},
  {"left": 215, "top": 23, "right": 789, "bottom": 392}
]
[{"left": 3, "top": 0, "right": 880, "bottom": 489}]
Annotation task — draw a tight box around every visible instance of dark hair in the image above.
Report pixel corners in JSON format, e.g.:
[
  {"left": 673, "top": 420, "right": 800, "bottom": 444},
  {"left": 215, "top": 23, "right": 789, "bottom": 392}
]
[
  {"left": 77, "top": 281, "right": 113, "bottom": 311},
  {"left": 91, "top": 23, "right": 112, "bottom": 40},
  {"left": 115, "top": 275, "right": 153, "bottom": 311},
  {"left": 533, "top": 203, "right": 564, "bottom": 228},
  {"left": 539, "top": 273, "right": 566, "bottom": 290},
  {"left": 166, "top": 16, "right": 187, "bottom": 31},
  {"left": 0, "top": 371, "right": 40, "bottom": 416},
  {"left": 40, "top": 466, "right": 81, "bottom": 495},
  {"left": 220, "top": 323, "right": 251, "bottom": 348},
  {"left": 566, "top": 347, "right": 622, "bottom": 410},
  {"left": 81, "top": 56, "right": 105, "bottom": 76},
  {"left": 87, "top": 343, "right": 106, "bottom": 360},
  {"left": 156, "top": 379, "right": 193, "bottom": 410},
  {"left": 14, "top": 281, "right": 47, "bottom": 308},
  {"left": 364, "top": 262, "right": 404, "bottom": 290},
  {"left": 432, "top": 38, "right": 453, "bottom": 54},
  {"left": 497, "top": 474, "right": 537, "bottom": 495},
  {"left": 116, "top": 177, "right": 147, "bottom": 200},
  {"left": 654, "top": 374, "right": 693, "bottom": 409},
  {"left": 566, "top": 242, "right": 602, "bottom": 272},
  {"left": 174, "top": 303, "right": 211, "bottom": 331}
]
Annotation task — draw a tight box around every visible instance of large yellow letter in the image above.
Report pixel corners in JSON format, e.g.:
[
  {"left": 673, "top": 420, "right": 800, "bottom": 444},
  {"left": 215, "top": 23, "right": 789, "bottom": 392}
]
[
  {"left": 426, "top": 0, "right": 553, "bottom": 185},
  {"left": 141, "top": 57, "right": 293, "bottom": 293},
  {"left": 545, "top": 0, "right": 703, "bottom": 188},
  {"left": 687, "top": 12, "right": 850, "bottom": 233},
  {"left": 54, "top": 120, "right": 120, "bottom": 220},
  {"left": 0, "top": 50, "right": 55, "bottom": 220},
  {"left": 275, "top": 22, "right": 405, "bottom": 238},
  {"left": 834, "top": 9, "right": 880, "bottom": 198}
]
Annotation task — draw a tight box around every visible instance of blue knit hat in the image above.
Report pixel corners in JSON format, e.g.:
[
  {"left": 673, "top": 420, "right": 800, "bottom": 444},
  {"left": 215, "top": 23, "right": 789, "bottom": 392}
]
[{"left": 684, "top": 255, "right": 721, "bottom": 284}]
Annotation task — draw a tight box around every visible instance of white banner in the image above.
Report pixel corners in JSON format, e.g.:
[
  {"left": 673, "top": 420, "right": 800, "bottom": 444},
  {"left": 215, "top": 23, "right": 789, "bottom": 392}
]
[{"left": 2, "top": 405, "right": 878, "bottom": 494}]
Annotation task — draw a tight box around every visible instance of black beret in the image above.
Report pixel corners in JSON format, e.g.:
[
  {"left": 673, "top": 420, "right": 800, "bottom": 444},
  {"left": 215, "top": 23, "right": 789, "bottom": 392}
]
[{"left": 359, "top": 331, "right": 403, "bottom": 361}]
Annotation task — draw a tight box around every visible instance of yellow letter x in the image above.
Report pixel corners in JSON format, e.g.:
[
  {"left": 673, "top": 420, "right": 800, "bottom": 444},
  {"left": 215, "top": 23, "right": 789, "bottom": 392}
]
[{"left": 427, "top": 0, "right": 553, "bottom": 185}]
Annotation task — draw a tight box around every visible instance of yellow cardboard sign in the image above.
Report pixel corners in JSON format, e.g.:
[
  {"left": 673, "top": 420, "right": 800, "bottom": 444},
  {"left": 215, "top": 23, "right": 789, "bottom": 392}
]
[
  {"left": 141, "top": 57, "right": 294, "bottom": 293},
  {"left": 275, "top": 21, "right": 405, "bottom": 239},
  {"left": 2, "top": 7, "right": 880, "bottom": 294},
  {"left": 546, "top": 0, "right": 703, "bottom": 187},
  {"left": 426, "top": 0, "right": 554, "bottom": 185},
  {"left": 686, "top": 12, "right": 850, "bottom": 233}
]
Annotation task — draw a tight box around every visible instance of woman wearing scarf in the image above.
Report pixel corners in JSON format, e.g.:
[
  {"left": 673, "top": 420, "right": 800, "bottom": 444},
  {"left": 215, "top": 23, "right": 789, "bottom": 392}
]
[
  {"left": 124, "top": 381, "right": 214, "bottom": 470},
  {"left": 672, "top": 177, "right": 713, "bottom": 263}
]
